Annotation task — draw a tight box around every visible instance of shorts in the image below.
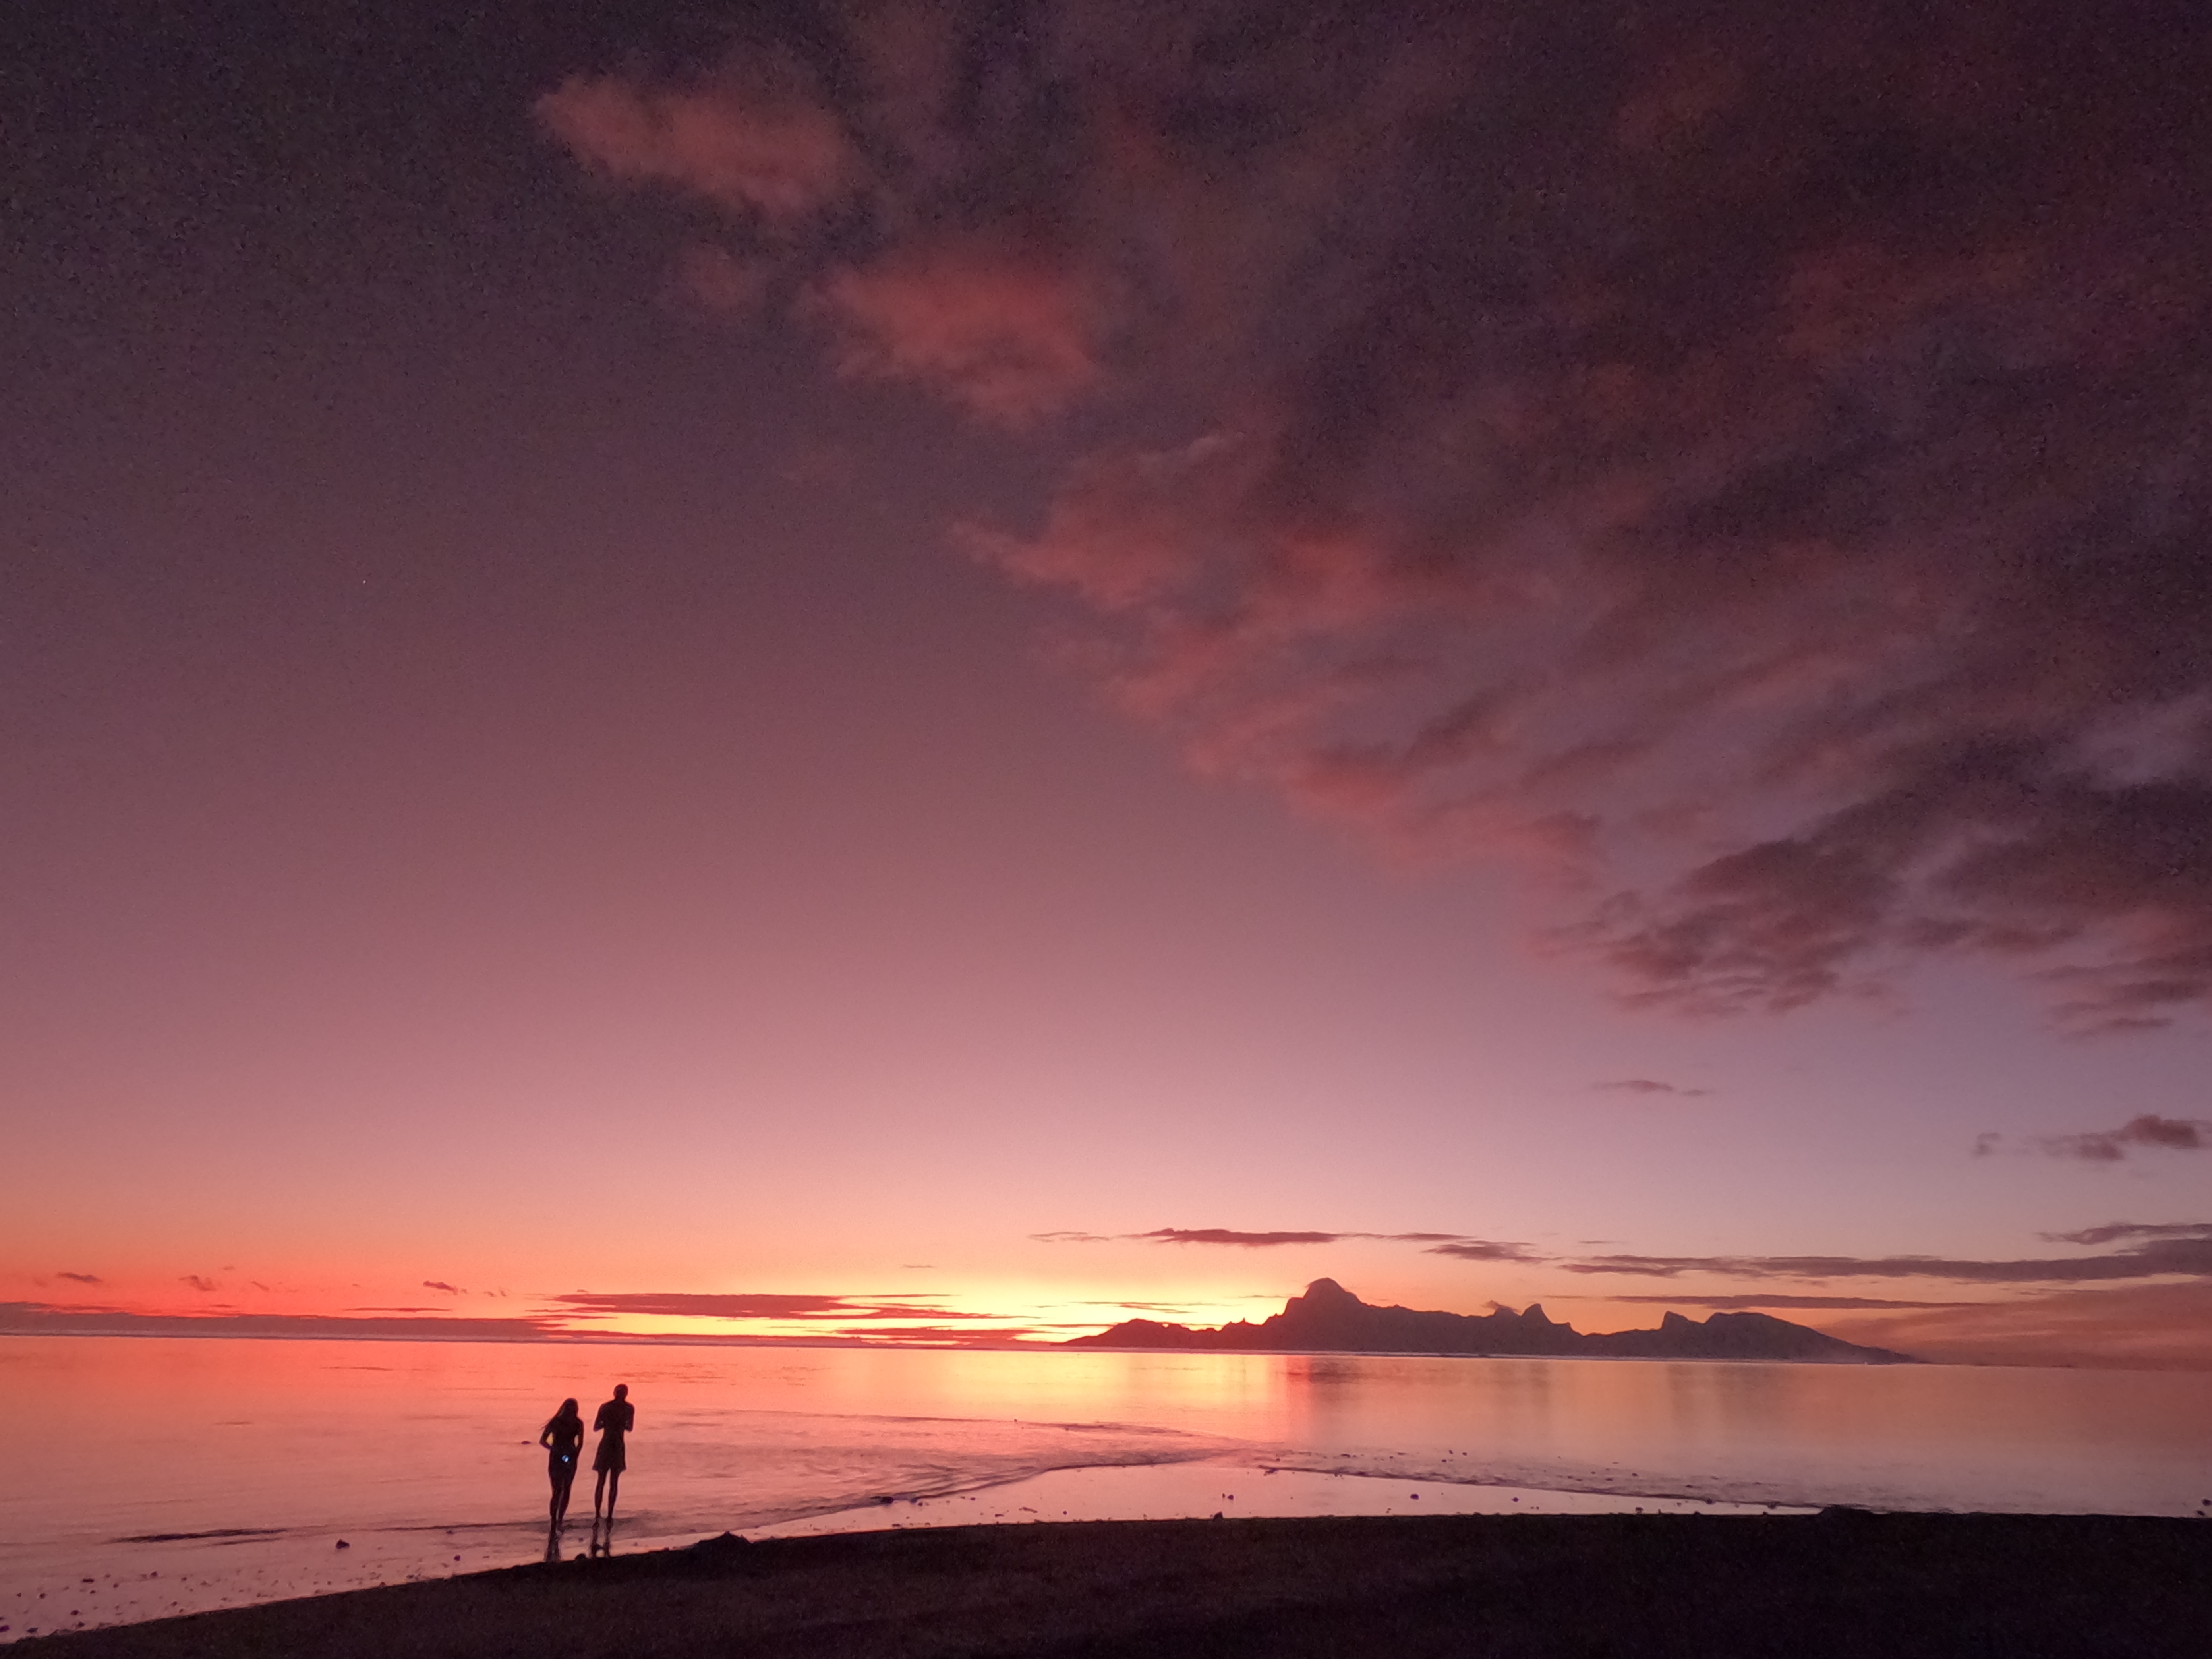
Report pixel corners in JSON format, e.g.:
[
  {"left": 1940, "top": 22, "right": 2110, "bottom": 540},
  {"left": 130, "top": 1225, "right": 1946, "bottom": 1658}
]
[{"left": 594, "top": 1437, "right": 626, "bottom": 1474}]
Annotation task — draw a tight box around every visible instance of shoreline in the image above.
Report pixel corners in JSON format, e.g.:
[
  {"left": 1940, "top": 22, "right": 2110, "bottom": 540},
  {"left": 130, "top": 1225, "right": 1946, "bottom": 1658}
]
[
  {"left": 0, "top": 1463, "right": 1793, "bottom": 1643},
  {"left": 15, "top": 1451, "right": 2210, "bottom": 1643},
  {"left": 18, "top": 1511, "right": 2210, "bottom": 1657}
]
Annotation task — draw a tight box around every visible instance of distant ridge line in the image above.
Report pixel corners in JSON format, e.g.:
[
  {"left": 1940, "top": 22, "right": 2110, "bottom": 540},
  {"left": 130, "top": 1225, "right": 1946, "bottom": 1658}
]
[{"left": 1065, "top": 1279, "right": 1918, "bottom": 1364}]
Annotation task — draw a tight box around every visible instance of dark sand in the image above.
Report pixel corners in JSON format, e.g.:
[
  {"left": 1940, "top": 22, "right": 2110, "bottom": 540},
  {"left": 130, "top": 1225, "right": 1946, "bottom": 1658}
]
[{"left": 16, "top": 1512, "right": 2208, "bottom": 1658}]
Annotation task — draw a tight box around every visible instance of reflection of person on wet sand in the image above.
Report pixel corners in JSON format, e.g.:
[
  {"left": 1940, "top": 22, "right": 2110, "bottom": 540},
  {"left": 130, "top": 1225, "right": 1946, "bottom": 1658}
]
[
  {"left": 591, "top": 1384, "right": 634, "bottom": 1526},
  {"left": 538, "top": 1398, "right": 584, "bottom": 1527}
]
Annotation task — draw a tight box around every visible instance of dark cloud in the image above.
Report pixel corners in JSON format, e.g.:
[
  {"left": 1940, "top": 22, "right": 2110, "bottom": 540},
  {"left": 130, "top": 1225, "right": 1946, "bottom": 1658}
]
[
  {"left": 1593, "top": 1079, "right": 1712, "bottom": 1098},
  {"left": 549, "top": 0, "right": 2212, "bottom": 1031},
  {"left": 0, "top": 1304, "right": 566, "bottom": 1341},
  {"left": 1043, "top": 1227, "right": 1516, "bottom": 1249},
  {"left": 1039, "top": 1216, "right": 2212, "bottom": 1287},
  {"left": 549, "top": 1291, "right": 998, "bottom": 1321},
  {"left": 178, "top": 1275, "right": 216, "bottom": 1293},
  {"left": 1978, "top": 1115, "right": 2212, "bottom": 1161},
  {"left": 55, "top": 1271, "right": 102, "bottom": 1286},
  {"left": 0, "top": 1303, "right": 1031, "bottom": 1346},
  {"left": 1134, "top": 1228, "right": 1346, "bottom": 1247},
  {"left": 2041, "top": 1115, "right": 2210, "bottom": 1161},
  {"left": 1601, "top": 1294, "right": 1972, "bottom": 1310},
  {"left": 422, "top": 1280, "right": 462, "bottom": 1295},
  {"left": 2041, "top": 1220, "right": 2212, "bottom": 1247},
  {"left": 1423, "top": 1240, "right": 1544, "bottom": 1263},
  {"left": 1565, "top": 1226, "right": 2212, "bottom": 1282}
]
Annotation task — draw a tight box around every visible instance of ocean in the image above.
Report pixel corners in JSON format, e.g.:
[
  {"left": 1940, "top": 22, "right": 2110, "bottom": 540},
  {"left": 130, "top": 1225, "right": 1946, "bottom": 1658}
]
[{"left": 3, "top": 1335, "right": 2208, "bottom": 1641}]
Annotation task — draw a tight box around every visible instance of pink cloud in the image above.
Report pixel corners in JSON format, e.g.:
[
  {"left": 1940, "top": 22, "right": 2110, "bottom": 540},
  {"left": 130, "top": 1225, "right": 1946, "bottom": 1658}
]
[
  {"left": 543, "top": 2, "right": 2212, "bottom": 1029},
  {"left": 537, "top": 67, "right": 856, "bottom": 222},
  {"left": 807, "top": 240, "right": 1106, "bottom": 425},
  {"left": 966, "top": 435, "right": 1239, "bottom": 610}
]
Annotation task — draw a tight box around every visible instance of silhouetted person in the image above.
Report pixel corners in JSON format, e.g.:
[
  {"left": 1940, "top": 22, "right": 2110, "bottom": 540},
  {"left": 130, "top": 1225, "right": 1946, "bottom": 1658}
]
[
  {"left": 591, "top": 1384, "right": 634, "bottom": 1529},
  {"left": 539, "top": 1397, "right": 584, "bottom": 1528}
]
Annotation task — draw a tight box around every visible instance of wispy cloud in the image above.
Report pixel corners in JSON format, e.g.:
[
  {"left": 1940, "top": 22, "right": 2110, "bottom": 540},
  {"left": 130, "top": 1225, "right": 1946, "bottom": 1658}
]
[
  {"left": 1593, "top": 1079, "right": 1713, "bottom": 1098},
  {"left": 1976, "top": 1115, "right": 2212, "bottom": 1161},
  {"left": 56, "top": 1271, "right": 102, "bottom": 1286},
  {"left": 0, "top": 1304, "right": 565, "bottom": 1342},
  {"left": 1036, "top": 1217, "right": 2212, "bottom": 1290},
  {"left": 1133, "top": 1228, "right": 1346, "bottom": 1248},
  {"left": 802, "top": 238, "right": 1104, "bottom": 425},
  {"left": 548, "top": 1292, "right": 999, "bottom": 1322},
  {"left": 0, "top": 1301, "right": 1028, "bottom": 1347},
  {"left": 2042, "top": 1221, "right": 2211, "bottom": 1246},
  {"left": 536, "top": 60, "right": 858, "bottom": 222},
  {"left": 2042, "top": 1116, "right": 2208, "bottom": 1161},
  {"left": 422, "top": 1280, "right": 462, "bottom": 1295},
  {"left": 1562, "top": 1227, "right": 2212, "bottom": 1283},
  {"left": 1039, "top": 1226, "right": 1522, "bottom": 1251},
  {"left": 1600, "top": 1294, "right": 1973, "bottom": 1310},
  {"left": 178, "top": 1275, "right": 216, "bottom": 1293},
  {"left": 1423, "top": 1240, "right": 1546, "bottom": 1263}
]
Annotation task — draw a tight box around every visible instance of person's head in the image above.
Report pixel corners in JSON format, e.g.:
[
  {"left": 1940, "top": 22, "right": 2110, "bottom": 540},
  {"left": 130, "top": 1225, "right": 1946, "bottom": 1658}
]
[
  {"left": 612, "top": 1383, "right": 628, "bottom": 1400},
  {"left": 559, "top": 1398, "right": 579, "bottom": 1419}
]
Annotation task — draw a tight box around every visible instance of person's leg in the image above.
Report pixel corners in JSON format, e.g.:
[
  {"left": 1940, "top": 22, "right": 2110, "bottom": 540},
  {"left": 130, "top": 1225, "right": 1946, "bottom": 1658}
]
[
  {"left": 605, "top": 1470, "right": 621, "bottom": 1522},
  {"left": 592, "top": 1468, "right": 608, "bottom": 1518}
]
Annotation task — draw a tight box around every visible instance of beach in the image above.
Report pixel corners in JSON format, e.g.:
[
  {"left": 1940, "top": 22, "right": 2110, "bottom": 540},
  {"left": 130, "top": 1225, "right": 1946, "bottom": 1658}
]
[
  {"left": 9, "top": 1337, "right": 2212, "bottom": 1643},
  {"left": 19, "top": 1511, "right": 2210, "bottom": 1658}
]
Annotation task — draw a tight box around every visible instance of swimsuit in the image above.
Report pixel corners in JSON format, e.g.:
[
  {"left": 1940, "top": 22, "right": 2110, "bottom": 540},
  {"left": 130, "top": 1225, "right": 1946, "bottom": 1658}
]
[{"left": 545, "top": 1419, "right": 583, "bottom": 1483}]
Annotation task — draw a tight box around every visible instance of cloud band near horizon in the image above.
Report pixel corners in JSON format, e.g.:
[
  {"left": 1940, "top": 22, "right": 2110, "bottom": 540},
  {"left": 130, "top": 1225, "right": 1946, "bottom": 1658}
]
[{"left": 1038, "top": 1220, "right": 2212, "bottom": 1285}]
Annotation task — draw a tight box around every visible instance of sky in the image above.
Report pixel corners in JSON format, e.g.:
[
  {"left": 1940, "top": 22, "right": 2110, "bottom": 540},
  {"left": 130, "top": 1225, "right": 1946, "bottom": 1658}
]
[{"left": 6, "top": 0, "right": 2211, "bottom": 1369}]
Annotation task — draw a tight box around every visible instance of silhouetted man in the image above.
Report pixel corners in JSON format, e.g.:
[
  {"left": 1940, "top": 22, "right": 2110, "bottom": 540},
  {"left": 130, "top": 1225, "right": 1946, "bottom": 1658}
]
[{"left": 591, "top": 1383, "right": 634, "bottom": 1527}]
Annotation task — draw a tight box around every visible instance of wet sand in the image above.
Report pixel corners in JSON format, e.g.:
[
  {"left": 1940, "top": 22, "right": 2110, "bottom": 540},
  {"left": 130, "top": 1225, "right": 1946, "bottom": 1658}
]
[{"left": 15, "top": 1510, "right": 2208, "bottom": 1657}]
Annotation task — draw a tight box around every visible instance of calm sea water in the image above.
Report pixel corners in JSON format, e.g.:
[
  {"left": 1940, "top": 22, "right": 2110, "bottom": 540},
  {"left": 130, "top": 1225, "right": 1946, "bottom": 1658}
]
[{"left": 3, "top": 1336, "right": 2208, "bottom": 1641}]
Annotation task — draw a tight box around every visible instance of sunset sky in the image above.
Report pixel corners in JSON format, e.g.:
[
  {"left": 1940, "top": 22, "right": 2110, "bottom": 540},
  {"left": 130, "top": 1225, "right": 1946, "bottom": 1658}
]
[{"left": 6, "top": 0, "right": 2210, "bottom": 1369}]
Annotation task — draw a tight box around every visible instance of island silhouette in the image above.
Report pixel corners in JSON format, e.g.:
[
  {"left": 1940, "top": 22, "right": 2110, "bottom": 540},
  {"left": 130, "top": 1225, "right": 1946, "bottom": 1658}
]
[{"left": 1065, "top": 1278, "right": 1916, "bottom": 1363}]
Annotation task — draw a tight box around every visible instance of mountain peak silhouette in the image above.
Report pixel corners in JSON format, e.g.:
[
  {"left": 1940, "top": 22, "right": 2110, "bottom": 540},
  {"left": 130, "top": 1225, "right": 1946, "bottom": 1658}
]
[{"left": 1067, "top": 1281, "right": 1914, "bottom": 1363}]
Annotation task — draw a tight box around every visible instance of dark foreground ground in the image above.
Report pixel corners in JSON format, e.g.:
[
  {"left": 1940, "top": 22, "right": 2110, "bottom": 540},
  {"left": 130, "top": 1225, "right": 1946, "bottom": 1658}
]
[{"left": 20, "top": 1512, "right": 2212, "bottom": 1659}]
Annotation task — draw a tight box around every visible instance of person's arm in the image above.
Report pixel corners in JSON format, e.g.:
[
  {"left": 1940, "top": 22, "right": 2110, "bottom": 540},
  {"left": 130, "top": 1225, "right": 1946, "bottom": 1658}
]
[{"left": 539, "top": 1420, "right": 555, "bottom": 1451}]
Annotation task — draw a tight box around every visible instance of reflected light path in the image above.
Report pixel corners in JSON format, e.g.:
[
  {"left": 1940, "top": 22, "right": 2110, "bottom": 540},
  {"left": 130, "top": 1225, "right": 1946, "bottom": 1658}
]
[{"left": 3, "top": 1336, "right": 2208, "bottom": 1641}]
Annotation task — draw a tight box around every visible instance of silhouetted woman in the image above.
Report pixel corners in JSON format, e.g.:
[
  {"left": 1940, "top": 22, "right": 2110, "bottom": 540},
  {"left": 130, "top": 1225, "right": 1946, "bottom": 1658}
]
[{"left": 539, "top": 1398, "right": 584, "bottom": 1526}]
